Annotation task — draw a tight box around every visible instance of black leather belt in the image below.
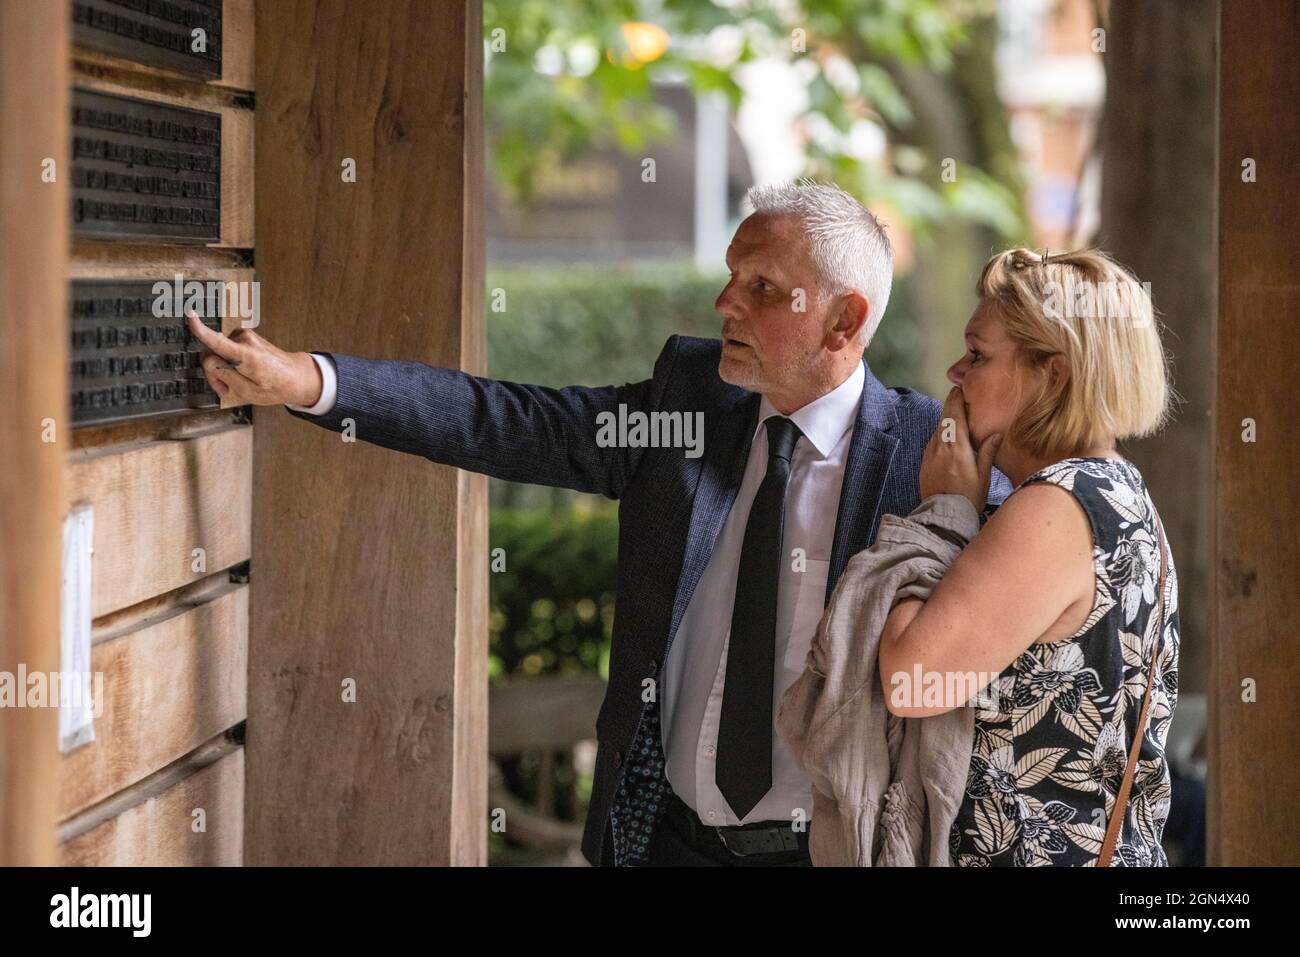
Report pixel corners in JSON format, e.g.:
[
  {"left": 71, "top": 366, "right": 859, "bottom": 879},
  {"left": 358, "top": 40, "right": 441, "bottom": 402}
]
[{"left": 666, "top": 791, "right": 808, "bottom": 857}]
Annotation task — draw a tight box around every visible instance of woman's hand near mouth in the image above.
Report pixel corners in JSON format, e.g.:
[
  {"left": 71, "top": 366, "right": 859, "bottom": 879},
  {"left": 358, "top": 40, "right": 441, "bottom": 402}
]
[{"left": 919, "top": 386, "right": 1003, "bottom": 512}]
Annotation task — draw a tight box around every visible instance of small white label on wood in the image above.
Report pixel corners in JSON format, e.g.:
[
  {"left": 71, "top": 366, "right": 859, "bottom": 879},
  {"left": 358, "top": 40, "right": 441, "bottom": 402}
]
[{"left": 60, "top": 506, "right": 96, "bottom": 753}]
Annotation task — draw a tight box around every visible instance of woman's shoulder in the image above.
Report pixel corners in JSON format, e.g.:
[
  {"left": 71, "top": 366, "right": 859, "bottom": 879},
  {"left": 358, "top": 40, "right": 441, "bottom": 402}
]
[{"left": 1019, "top": 456, "right": 1155, "bottom": 551}]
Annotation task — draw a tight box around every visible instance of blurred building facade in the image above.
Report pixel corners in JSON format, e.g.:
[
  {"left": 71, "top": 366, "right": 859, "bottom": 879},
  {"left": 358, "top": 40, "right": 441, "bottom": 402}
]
[
  {"left": 997, "top": 0, "right": 1105, "bottom": 248},
  {"left": 486, "top": 82, "right": 753, "bottom": 270}
]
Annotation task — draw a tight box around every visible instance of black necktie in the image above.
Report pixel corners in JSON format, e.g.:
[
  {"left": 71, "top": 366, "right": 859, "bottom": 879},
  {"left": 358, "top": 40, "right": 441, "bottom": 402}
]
[{"left": 717, "top": 415, "right": 802, "bottom": 820}]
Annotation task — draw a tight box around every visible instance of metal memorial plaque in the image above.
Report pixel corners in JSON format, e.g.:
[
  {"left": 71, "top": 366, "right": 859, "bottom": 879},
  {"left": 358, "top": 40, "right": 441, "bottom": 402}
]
[
  {"left": 73, "top": 0, "right": 223, "bottom": 79},
  {"left": 71, "top": 280, "right": 222, "bottom": 426},
  {"left": 72, "top": 88, "right": 221, "bottom": 243}
]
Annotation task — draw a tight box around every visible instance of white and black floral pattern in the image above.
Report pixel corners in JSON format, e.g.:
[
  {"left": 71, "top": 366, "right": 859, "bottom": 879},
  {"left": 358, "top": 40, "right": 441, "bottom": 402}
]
[{"left": 951, "top": 457, "right": 1179, "bottom": 867}]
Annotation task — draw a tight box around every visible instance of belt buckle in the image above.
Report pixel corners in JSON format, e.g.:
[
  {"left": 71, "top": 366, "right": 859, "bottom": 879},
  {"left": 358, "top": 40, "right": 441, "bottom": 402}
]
[
  {"left": 714, "top": 826, "right": 748, "bottom": 858},
  {"left": 714, "top": 823, "right": 799, "bottom": 857}
]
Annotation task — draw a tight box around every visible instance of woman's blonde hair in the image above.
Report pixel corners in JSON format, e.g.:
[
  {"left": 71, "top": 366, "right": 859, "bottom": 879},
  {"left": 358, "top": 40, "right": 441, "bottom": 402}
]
[{"left": 976, "top": 247, "right": 1171, "bottom": 460}]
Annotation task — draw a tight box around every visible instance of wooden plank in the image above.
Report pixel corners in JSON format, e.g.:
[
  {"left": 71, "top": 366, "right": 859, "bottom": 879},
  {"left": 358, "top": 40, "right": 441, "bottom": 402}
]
[
  {"left": 59, "top": 581, "right": 249, "bottom": 820},
  {"left": 69, "top": 72, "right": 254, "bottom": 248},
  {"left": 0, "top": 0, "right": 68, "bottom": 867},
  {"left": 60, "top": 746, "right": 244, "bottom": 866},
  {"left": 248, "top": 0, "right": 486, "bottom": 865},
  {"left": 66, "top": 425, "right": 253, "bottom": 619},
  {"left": 1212, "top": 1, "right": 1300, "bottom": 865}
]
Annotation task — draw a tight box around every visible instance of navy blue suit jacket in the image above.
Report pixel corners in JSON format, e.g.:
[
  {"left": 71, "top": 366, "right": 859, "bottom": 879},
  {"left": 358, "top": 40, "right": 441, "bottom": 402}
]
[{"left": 288, "top": 335, "right": 1011, "bottom": 865}]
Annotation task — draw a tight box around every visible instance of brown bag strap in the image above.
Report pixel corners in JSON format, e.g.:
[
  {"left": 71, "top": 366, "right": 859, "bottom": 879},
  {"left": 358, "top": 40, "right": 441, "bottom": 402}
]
[{"left": 1097, "top": 509, "right": 1168, "bottom": 867}]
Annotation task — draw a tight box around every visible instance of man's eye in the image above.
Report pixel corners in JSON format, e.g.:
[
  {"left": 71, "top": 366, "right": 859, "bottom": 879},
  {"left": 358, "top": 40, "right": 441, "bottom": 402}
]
[{"left": 968, "top": 348, "right": 983, "bottom": 362}]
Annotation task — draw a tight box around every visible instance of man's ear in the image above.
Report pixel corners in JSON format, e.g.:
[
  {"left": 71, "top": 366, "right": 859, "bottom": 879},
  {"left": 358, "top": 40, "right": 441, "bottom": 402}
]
[{"left": 827, "top": 291, "right": 869, "bottom": 350}]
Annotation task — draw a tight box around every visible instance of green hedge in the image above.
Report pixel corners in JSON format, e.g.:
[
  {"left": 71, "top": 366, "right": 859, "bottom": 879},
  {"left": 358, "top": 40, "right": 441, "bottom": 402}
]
[
  {"left": 488, "top": 505, "right": 618, "bottom": 681},
  {"left": 486, "top": 263, "right": 923, "bottom": 389}
]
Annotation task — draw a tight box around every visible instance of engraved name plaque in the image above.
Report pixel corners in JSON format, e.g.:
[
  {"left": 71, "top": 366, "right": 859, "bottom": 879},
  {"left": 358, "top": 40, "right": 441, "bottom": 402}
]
[
  {"left": 72, "top": 88, "right": 221, "bottom": 243},
  {"left": 73, "top": 0, "right": 223, "bottom": 79},
  {"left": 71, "top": 280, "right": 222, "bottom": 426}
]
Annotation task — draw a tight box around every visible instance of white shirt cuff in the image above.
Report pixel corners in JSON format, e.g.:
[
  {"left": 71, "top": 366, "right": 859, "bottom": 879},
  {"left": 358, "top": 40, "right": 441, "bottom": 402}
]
[{"left": 286, "top": 352, "right": 337, "bottom": 415}]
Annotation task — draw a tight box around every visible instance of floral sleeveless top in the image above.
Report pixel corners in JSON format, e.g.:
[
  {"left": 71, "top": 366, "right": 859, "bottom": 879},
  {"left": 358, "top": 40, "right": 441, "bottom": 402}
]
[{"left": 950, "top": 457, "right": 1179, "bottom": 867}]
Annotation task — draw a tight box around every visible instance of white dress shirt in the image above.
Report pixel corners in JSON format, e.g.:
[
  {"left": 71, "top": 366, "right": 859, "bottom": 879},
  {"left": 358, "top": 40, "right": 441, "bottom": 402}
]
[
  {"left": 661, "top": 361, "right": 865, "bottom": 826},
  {"left": 289, "top": 353, "right": 866, "bottom": 827}
]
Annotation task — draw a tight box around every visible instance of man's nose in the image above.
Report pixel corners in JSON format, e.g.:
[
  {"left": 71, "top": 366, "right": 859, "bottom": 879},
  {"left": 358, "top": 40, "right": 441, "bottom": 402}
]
[{"left": 714, "top": 280, "right": 737, "bottom": 318}]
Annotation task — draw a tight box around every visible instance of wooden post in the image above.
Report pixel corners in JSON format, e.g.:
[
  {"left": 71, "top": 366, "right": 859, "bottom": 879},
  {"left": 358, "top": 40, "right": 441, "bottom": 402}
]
[
  {"left": 247, "top": 0, "right": 487, "bottom": 864},
  {"left": 0, "top": 0, "right": 68, "bottom": 867},
  {"left": 1212, "top": 1, "right": 1300, "bottom": 865}
]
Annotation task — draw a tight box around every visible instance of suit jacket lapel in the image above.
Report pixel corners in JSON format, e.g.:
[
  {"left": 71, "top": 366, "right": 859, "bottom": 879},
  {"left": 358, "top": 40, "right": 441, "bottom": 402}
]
[
  {"left": 825, "top": 359, "right": 900, "bottom": 604},
  {"left": 662, "top": 360, "right": 900, "bottom": 652},
  {"left": 663, "top": 388, "right": 760, "bottom": 659}
]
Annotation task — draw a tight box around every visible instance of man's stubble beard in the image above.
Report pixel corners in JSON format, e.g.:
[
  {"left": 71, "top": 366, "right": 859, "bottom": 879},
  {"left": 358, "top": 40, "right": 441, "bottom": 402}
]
[{"left": 718, "top": 344, "right": 823, "bottom": 401}]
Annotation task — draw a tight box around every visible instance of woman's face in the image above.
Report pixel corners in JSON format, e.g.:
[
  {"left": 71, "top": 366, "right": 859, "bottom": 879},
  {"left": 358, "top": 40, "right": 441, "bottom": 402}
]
[{"left": 946, "top": 299, "right": 1040, "bottom": 448}]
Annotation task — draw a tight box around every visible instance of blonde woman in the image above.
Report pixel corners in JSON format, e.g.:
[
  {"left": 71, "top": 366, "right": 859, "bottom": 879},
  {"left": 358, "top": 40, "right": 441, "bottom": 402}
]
[{"left": 879, "top": 248, "right": 1179, "bottom": 866}]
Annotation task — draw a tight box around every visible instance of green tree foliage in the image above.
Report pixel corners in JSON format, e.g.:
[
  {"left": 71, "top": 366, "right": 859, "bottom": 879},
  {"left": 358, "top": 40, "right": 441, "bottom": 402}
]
[{"left": 483, "top": 0, "right": 1021, "bottom": 238}]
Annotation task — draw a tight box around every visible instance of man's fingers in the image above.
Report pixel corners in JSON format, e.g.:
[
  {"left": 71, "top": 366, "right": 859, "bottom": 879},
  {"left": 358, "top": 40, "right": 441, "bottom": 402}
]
[
  {"left": 203, "top": 364, "right": 230, "bottom": 398},
  {"left": 200, "top": 353, "right": 240, "bottom": 399},
  {"left": 187, "top": 310, "right": 245, "bottom": 363}
]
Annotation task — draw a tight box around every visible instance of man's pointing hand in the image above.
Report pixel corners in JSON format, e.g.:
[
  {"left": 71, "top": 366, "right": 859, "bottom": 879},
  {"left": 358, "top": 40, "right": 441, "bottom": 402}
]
[{"left": 188, "top": 311, "right": 323, "bottom": 408}]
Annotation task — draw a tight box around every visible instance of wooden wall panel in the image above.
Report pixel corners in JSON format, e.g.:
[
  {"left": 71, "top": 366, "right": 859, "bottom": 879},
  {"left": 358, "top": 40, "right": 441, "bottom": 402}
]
[
  {"left": 60, "top": 581, "right": 249, "bottom": 819},
  {"left": 1212, "top": 2, "right": 1300, "bottom": 864},
  {"left": 66, "top": 425, "right": 253, "bottom": 619},
  {"left": 248, "top": 0, "right": 487, "bottom": 865},
  {"left": 61, "top": 747, "right": 244, "bottom": 866},
  {"left": 0, "top": 0, "right": 68, "bottom": 867}
]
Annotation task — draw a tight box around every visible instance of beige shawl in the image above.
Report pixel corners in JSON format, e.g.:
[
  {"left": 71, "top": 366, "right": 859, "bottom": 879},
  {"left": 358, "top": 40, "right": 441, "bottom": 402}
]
[{"left": 776, "top": 493, "right": 982, "bottom": 866}]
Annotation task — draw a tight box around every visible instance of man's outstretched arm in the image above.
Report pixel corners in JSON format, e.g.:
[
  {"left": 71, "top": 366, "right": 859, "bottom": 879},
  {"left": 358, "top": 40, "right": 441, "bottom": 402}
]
[{"left": 187, "top": 311, "right": 673, "bottom": 499}]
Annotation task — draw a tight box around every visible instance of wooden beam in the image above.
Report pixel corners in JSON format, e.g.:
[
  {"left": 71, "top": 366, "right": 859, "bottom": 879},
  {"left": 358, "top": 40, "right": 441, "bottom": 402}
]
[
  {"left": 0, "top": 0, "right": 67, "bottom": 867},
  {"left": 248, "top": 0, "right": 486, "bottom": 864},
  {"left": 452, "top": 0, "right": 488, "bottom": 869},
  {"left": 1212, "top": 0, "right": 1300, "bottom": 865}
]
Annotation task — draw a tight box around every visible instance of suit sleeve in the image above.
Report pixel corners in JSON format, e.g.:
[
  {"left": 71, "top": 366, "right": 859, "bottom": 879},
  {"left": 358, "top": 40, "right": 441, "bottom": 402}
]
[
  {"left": 283, "top": 336, "right": 682, "bottom": 500},
  {"left": 984, "top": 466, "right": 1014, "bottom": 516}
]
